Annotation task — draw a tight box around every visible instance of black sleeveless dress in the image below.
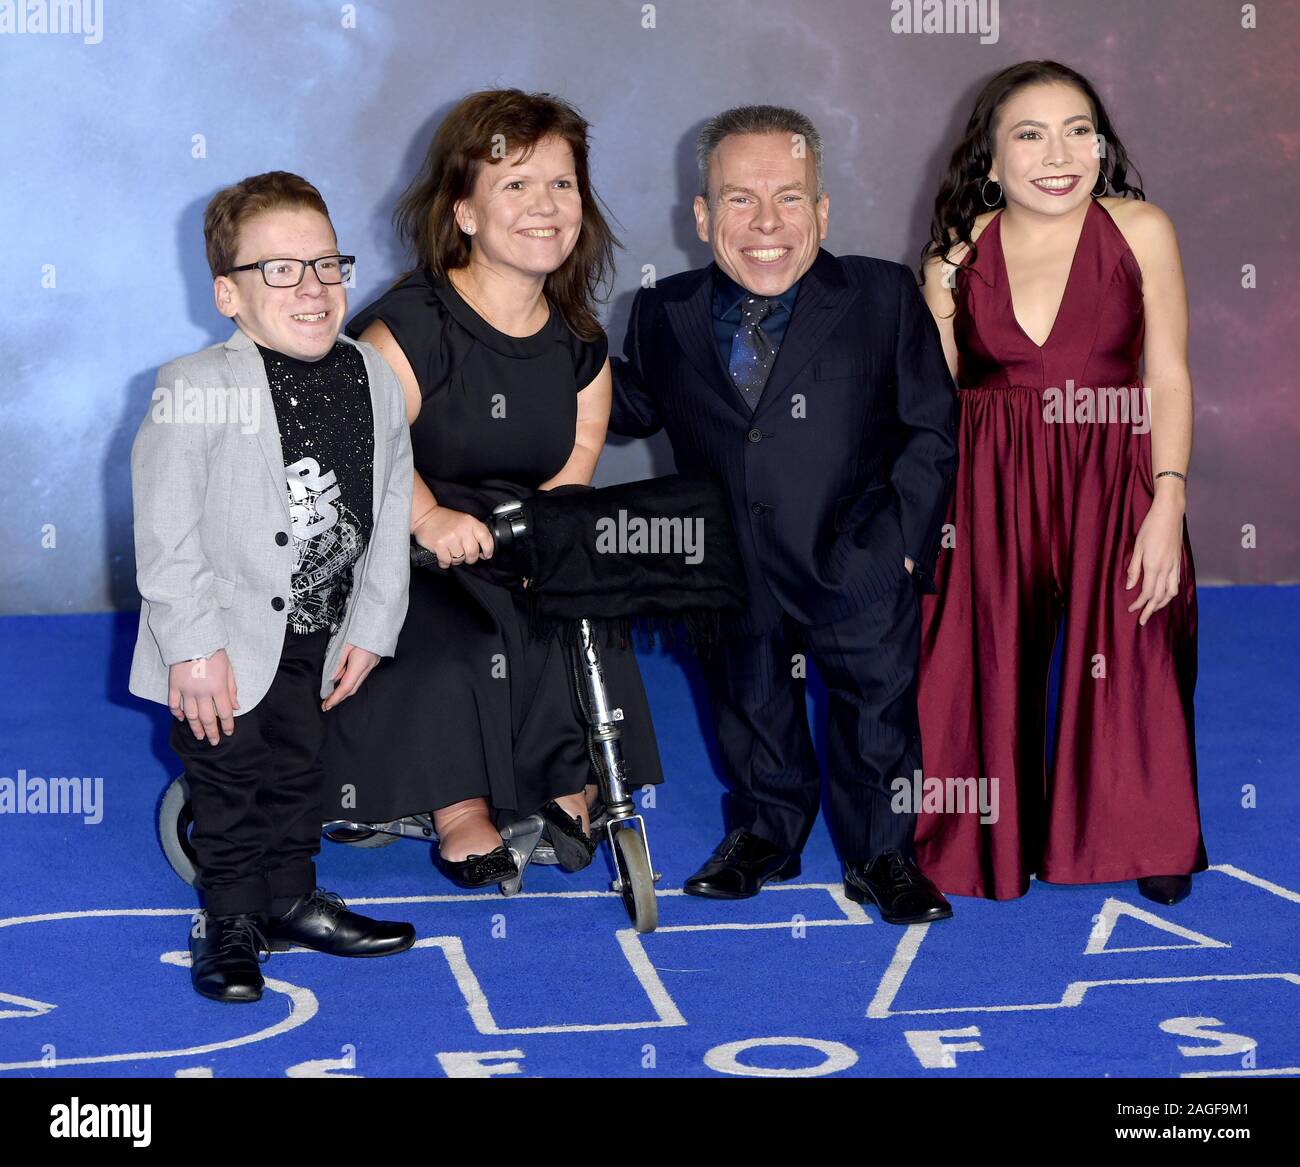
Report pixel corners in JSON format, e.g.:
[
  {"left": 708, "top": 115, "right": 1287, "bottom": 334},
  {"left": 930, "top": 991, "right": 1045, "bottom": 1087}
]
[{"left": 320, "top": 269, "right": 664, "bottom": 824}]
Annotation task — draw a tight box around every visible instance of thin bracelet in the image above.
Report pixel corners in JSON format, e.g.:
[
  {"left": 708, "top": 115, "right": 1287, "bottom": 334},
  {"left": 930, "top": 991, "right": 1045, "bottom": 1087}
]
[
  {"left": 410, "top": 504, "right": 439, "bottom": 533},
  {"left": 1155, "top": 470, "right": 1187, "bottom": 483}
]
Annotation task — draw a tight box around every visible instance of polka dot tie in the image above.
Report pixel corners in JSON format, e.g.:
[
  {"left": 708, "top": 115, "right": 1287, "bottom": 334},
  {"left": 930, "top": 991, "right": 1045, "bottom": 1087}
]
[{"left": 728, "top": 296, "right": 777, "bottom": 410}]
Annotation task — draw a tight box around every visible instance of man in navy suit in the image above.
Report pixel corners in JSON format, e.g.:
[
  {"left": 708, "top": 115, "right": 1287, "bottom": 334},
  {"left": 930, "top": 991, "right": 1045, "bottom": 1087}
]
[{"left": 609, "top": 105, "right": 958, "bottom": 923}]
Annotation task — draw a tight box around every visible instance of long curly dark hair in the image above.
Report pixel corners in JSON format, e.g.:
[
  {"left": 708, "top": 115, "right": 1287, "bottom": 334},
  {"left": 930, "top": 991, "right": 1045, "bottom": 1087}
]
[
  {"left": 393, "top": 89, "right": 620, "bottom": 342},
  {"left": 921, "top": 60, "right": 1144, "bottom": 274}
]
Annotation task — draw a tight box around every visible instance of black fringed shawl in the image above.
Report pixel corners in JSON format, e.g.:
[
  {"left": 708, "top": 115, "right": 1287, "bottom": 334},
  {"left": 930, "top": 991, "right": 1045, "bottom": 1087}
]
[{"left": 412, "top": 475, "right": 747, "bottom": 651}]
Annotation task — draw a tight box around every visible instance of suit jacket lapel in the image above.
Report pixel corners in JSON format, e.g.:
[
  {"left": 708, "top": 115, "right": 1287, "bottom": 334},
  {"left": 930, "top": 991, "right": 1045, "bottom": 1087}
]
[
  {"left": 753, "top": 248, "right": 859, "bottom": 418},
  {"left": 665, "top": 251, "right": 860, "bottom": 422},
  {"left": 344, "top": 335, "right": 389, "bottom": 523},
  {"left": 664, "top": 267, "right": 754, "bottom": 421},
  {"left": 222, "top": 327, "right": 292, "bottom": 524}
]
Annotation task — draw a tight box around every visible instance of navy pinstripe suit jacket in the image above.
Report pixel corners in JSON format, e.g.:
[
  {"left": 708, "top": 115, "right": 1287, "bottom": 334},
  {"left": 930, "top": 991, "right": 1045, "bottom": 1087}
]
[{"left": 609, "top": 247, "right": 958, "bottom": 633}]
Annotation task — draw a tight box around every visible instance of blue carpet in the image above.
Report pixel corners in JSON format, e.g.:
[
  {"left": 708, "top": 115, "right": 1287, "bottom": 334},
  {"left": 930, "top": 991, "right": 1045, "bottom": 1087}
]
[{"left": 1, "top": 587, "right": 1297, "bottom": 1078}]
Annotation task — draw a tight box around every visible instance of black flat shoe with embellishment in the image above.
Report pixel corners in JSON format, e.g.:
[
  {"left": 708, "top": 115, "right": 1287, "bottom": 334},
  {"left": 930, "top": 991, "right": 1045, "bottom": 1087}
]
[
  {"left": 435, "top": 844, "right": 518, "bottom": 889},
  {"left": 539, "top": 800, "right": 598, "bottom": 872}
]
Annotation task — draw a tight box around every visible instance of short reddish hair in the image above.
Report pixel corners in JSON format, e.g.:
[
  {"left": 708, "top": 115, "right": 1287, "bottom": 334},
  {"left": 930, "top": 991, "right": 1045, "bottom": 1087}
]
[{"left": 203, "top": 171, "right": 332, "bottom": 278}]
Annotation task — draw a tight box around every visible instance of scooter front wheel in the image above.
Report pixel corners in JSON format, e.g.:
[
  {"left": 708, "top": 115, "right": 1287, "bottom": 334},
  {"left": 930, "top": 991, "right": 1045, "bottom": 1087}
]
[{"left": 612, "top": 828, "right": 658, "bottom": 933}]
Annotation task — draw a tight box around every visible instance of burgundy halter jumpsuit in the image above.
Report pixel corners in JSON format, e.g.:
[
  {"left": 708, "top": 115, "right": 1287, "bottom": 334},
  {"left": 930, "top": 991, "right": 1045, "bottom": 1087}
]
[{"left": 914, "top": 197, "right": 1207, "bottom": 900}]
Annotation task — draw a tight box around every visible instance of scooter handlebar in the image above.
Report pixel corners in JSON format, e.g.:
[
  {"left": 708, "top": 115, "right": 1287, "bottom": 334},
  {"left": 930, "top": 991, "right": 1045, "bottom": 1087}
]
[{"left": 489, "top": 498, "right": 529, "bottom": 547}]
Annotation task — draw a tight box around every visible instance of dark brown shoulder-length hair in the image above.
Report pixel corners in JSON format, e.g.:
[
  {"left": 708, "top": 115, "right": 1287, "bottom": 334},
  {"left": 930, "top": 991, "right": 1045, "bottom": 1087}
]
[
  {"left": 393, "top": 88, "right": 620, "bottom": 342},
  {"left": 920, "top": 60, "right": 1144, "bottom": 278}
]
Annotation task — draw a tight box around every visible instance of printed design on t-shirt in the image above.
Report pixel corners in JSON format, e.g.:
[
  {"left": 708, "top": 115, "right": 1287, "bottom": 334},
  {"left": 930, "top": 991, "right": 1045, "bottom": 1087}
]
[{"left": 284, "top": 455, "right": 364, "bottom": 633}]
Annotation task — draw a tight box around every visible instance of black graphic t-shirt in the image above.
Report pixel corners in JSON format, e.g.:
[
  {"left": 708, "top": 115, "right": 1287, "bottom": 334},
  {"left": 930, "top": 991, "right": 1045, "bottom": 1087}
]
[{"left": 256, "top": 341, "right": 375, "bottom": 635}]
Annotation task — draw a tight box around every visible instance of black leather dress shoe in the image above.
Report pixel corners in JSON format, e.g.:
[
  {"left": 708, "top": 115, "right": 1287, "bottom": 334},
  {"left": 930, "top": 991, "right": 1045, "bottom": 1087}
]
[
  {"left": 844, "top": 851, "right": 953, "bottom": 925},
  {"left": 435, "top": 844, "right": 518, "bottom": 889},
  {"left": 266, "top": 888, "right": 416, "bottom": 957},
  {"left": 190, "top": 913, "right": 269, "bottom": 1003},
  {"left": 683, "top": 830, "right": 801, "bottom": 899},
  {"left": 1137, "top": 875, "right": 1193, "bottom": 905}
]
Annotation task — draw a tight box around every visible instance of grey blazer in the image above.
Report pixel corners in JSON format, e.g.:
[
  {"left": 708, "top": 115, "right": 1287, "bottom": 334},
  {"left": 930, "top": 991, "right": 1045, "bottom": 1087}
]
[{"left": 128, "top": 326, "right": 413, "bottom": 712}]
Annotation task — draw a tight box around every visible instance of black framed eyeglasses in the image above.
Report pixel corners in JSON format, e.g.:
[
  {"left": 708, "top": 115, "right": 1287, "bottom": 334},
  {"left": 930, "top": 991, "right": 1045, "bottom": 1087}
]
[{"left": 224, "top": 255, "right": 355, "bottom": 287}]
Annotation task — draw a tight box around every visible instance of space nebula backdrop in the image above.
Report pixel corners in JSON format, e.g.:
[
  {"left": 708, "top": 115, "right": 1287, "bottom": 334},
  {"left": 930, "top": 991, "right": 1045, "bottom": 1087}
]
[{"left": 2, "top": 0, "right": 1295, "bottom": 613}]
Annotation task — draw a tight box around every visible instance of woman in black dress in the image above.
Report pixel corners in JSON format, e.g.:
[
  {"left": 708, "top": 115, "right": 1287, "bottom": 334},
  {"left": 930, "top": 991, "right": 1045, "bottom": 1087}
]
[{"left": 321, "top": 89, "right": 663, "bottom": 886}]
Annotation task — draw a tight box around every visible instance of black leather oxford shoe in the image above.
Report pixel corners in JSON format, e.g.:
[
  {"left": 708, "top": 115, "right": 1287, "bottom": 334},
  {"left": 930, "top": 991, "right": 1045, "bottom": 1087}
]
[
  {"left": 844, "top": 850, "right": 953, "bottom": 925},
  {"left": 190, "top": 912, "right": 269, "bottom": 1003},
  {"left": 1137, "top": 875, "right": 1193, "bottom": 905},
  {"left": 266, "top": 888, "right": 416, "bottom": 957},
  {"left": 683, "top": 829, "right": 802, "bottom": 899}
]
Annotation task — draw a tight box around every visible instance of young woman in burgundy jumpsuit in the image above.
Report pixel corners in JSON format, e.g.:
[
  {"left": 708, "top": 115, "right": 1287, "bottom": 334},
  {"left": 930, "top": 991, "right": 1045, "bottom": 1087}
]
[{"left": 914, "top": 61, "right": 1207, "bottom": 904}]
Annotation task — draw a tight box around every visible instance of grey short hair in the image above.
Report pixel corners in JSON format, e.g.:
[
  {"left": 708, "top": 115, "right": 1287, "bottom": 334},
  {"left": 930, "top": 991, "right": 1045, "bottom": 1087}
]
[{"left": 696, "top": 105, "right": 824, "bottom": 202}]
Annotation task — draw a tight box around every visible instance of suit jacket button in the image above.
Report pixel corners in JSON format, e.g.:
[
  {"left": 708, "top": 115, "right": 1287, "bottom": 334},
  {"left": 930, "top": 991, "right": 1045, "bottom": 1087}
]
[
  {"left": 747, "top": 428, "right": 763, "bottom": 443},
  {"left": 275, "top": 531, "right": 289, "bottom": 546},
  {"left": 751, "top": 502, "right": 765, "bottom": 515},
  {"left": 271, "top": 596, "right": 285, "bottom": 611}
]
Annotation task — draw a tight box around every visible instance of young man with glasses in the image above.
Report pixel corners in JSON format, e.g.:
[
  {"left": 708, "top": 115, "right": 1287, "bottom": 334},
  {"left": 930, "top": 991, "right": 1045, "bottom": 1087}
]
[{"left": 129, "top": 171, "right": 417, "bottom": 1002}]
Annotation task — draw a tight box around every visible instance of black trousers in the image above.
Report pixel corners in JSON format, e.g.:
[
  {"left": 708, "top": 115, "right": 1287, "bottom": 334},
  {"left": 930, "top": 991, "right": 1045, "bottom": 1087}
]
[
  {"left": 170, "top": 628, "right": 329, "bottom": 918},
  {"left": 702, "top": 572, "right": 921, "bottom": 864}
]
